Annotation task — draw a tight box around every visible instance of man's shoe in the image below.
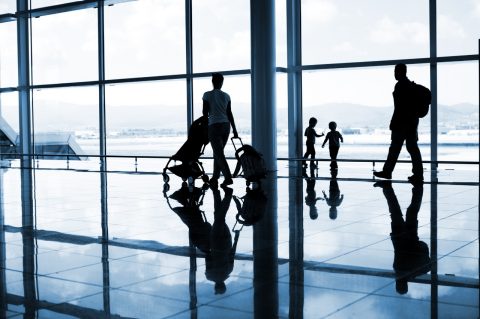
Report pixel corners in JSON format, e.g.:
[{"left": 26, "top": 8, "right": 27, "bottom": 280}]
[
  {"left": 373, "top": 171, "right": 392, "bottom": 179},
  {"left": 408, "top": 175, "right": 424, "bottom": 184},
  {"left": 373, "top": 180, "right": 392, "bottom": 188}
]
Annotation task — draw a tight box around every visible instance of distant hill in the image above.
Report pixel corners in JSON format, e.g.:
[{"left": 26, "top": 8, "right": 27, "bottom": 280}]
[{"left": 13, "top": 101, "right": 478, "bottom": 133}]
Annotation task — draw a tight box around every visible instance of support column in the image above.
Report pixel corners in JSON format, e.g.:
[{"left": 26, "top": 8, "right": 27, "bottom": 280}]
[
  {"left": 253, "top": 173, "right": 278, "bottom": 318},
  {"left": 250, "top": 0, "right": 277, "bottom": 171},
  {"left": 17, "top": 0, "right": 32, "bottom": 166},
  {"left": 0, "top": 169, "right": 6, "bottom": 318},
  {"left": 185, "top": 0, "right": 193, "bottom": 128},
  {"left": 288, "top": 169, "right": 304, "bottom": 318},
  {"left": 429, "top": 0, "right": 438, "bottom": 170},
  {"left": 98, "top": 0, "right": 107, "bottom": 172},
  {"left": 430, "top": 171, "right": 438, "bottom": 319},
  {"left": 287, "top": 0, "right": 302, "bottom": 163},
  {"left": 100, "top": 170, "right": 110, "bottom": 316}
]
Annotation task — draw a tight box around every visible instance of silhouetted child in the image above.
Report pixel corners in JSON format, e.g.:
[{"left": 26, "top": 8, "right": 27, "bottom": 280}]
[
  {"left": 303, "top": 117, "right": 324, "bottom": 168},
  {"left": 322, "top": 121, "right": 343, "bottom": 170}
]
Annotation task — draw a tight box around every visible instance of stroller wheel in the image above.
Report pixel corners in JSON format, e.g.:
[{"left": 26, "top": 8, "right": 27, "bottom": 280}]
[
  {"left": 202, "top": 174, "right": 210, "bottom": 183},
  {"left": 163, "top": 183, "right": 170, "bottom": 192},
  {"left": 162, "top": 173, "right": 170, "bottom": 183}
]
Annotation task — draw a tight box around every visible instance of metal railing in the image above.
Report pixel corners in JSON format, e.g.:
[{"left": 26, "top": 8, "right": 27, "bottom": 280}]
[{"left": 1, "top": 152, "right": 478, "bottom": 172}]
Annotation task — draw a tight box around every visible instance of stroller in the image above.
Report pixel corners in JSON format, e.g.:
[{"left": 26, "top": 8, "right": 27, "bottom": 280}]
[{"left": 163, "top": 116, "right": 210, "bottom": 189}]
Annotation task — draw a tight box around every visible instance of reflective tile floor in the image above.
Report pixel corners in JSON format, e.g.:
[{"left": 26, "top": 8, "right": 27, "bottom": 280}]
[{"left": 0, "top": 162, "right": 478, "bottom": 318}]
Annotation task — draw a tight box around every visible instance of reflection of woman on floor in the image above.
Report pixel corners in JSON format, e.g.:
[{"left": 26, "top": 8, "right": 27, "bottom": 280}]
[{"left": 205, "top": 186, "right": 238, "bottom": 294}]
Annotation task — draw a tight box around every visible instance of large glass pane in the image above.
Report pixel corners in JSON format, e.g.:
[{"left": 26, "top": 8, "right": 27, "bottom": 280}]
[
  {"left": 302, "top": 0, "right": 429, "bottom": 65},
  {"left": 0, "top": 1, "right": 16, "bottom": 14},
  {"left": 192, "top": 0, "right": 250, "bottom": 72},
  {"left": 31, "top": 9, "right": 98, "bottom": 84},
  {"left": 302, "top": 65, "right": 431, "bottom": 160},
  {"left": 32, "top": 86, "right": 99, "bottom": 159},
  {"left": 276, "top": 0, "right": 287, "bottom": 68},
  {"left": 437, "top": 61, "right": 479, "bottom": 162},
  {"left": 437, "top": 0, "right": 480, "bottom": 56},
  {"left": 0, "top": 21, "right": 18, "bottom": 88},
  {"left": 105, "top": 80, "right": 187, "bottom": 157},
  {"left": 105, "top": 0, "right": 186, "bottom": 79},
  {"left": 0, "top": 92, "right": 19, "bottom": 158},
  {"left": 277, "top": 72, "right": 288, "bottom": 157},
  {"left": 193, "top": 74, "right": 251, "bottom": 157}
]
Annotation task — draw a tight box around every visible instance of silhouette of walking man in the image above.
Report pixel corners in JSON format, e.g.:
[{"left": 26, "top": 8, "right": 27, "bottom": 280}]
[{"left": 374, "top": 64, "right": 424, "bottom": 184}]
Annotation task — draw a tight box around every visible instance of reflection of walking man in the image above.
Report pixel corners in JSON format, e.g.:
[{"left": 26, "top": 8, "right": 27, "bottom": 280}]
[
  {"left": 374, "top": 64, "right": 424, "bottom": 184},
  {"left": 374, "top": 181, "right": 430, "bottom": 294}
]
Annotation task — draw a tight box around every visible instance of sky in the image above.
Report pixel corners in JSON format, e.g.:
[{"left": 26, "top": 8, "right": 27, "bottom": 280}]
[{"left": 0, "top": 0, "right": 478, "bottom": 114}]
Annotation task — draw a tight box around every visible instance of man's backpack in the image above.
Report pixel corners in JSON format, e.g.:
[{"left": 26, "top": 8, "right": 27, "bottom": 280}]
[{"left": 412, "top": 82, "right": 431, "bottom": 118}]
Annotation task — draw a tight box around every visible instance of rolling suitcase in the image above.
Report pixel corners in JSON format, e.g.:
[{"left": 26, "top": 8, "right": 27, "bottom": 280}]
[{"left": 231, "top": 137, "right": 267, "bottom": 187}]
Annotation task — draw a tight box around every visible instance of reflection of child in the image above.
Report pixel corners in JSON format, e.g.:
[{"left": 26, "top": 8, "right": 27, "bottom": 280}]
[
  {"left": 305, "top": 178, "right": 323, "bottom": 220},
  {"left": 323, "top": 179, "right": 343, "bottom": 220},
  {"left": 303, "top": 117, "right": 324, "bottom": 168},
  {"left": 322, "top": 121, "right": 343, "bottom": 170}
]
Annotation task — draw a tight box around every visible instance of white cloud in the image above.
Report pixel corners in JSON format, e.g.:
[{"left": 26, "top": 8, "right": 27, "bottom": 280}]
[
  {"left": 333, "top": 41, "right": 354, "bottom": 53},
  {"left": 370, "top": 17, "right": 428, "bottom": 45},
  {"left": 302, "top": 0, "right": 337, "bottom": 24},
  {"left": 437, "top": 14, "right": 466, "bottom": 39},
  {"left": 473, "top": 0, "right": 480, "bottom": 17}
]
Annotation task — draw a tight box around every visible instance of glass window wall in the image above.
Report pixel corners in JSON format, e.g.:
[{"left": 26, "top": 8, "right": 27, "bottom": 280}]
[
  {"left": 32, "top": 86, "right": 99, "bottom": 160},
  {"left": 104, "top": 0, "right": 186, "bottom": 80},
  {"left": 302, "top": 65, "right": 431, "bottom": 160},
  {"left": 0, "top": 1, "right": 16, "bottom": 14},
  {"left": 31, "top": 8, "right": 98, "bottom": 84},
  {"left": 105, "top": 80, "right": 187, "bottom": 157},
  {"left": 437, "top": 61, "right": 479, "bottom": 162},
  {"left": 437, "top": 0, "right": 480, "bottom": 56},
  {"left": 0, "top": 21, "right": 18, "bottom": 88},
  {"left": 302, "top": 0, "right": 429, "bottom": 65},
  {"left": 192, "top": 0, "right": 250, "bottom": 72}
]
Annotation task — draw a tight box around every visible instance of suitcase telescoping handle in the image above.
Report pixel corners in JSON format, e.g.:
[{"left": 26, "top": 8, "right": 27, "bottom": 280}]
[{"left": 231, "top": 136, "right": 243, "bottom": 152}]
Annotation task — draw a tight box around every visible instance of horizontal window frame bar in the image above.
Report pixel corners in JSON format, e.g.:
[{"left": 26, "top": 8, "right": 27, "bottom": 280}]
[
  {"left": 299, "top": 55, "right": 480, "bottom": 72},
  {"left": 0, "top": 69, "right": 252, "bottom": 91},
  {"left": 2, "top": 55, "right": 477, "bottom": 91}
]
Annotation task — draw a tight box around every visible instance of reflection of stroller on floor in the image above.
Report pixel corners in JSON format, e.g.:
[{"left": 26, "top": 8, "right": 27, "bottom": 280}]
[
  {"left": 163, "top": 183, "right": 211, "bottom": 253},
  {"left": 163, "top": 183, "right": 210, "bottom": 319},
  {"left": 162, "top": 116, "right": 210, "bottom": 190}
]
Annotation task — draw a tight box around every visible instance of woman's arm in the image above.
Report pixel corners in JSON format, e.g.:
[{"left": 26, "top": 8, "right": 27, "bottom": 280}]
[
  {"left": 226, "top": 101, "right": 238, "bottom": 137},
  {"left": 202, "top": 99, "right": 209, "bottom": 117}
]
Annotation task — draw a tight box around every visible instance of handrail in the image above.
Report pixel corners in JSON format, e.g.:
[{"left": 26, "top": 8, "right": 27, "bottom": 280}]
[{"left": 0, "top": 152, "right": 478, "bottom": 166}]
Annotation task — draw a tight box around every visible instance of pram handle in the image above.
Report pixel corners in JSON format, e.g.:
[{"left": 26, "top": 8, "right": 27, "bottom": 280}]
[{"left": 231, "top": 136, "right": 243, "bottom": 152}]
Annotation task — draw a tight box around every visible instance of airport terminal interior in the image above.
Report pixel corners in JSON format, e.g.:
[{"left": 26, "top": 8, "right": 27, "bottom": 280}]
[{"left": 0, "top": 1, "right": 479, "bottom": 318}]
